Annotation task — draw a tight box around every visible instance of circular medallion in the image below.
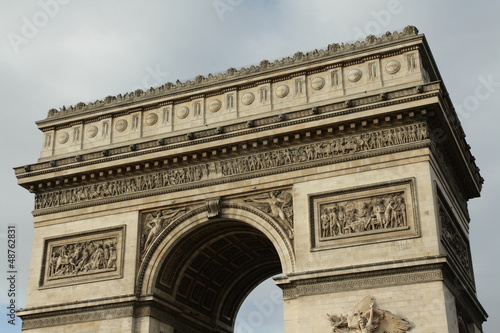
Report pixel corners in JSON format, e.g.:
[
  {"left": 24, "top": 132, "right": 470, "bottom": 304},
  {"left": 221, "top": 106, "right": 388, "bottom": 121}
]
[
  {"left": 241, "top": 92, "right": 255, "bottom": 105},
  {"left": 86, "top": 125, "right": 98, "bottom": 138},
  {"left": 57, "top": 131, "right": 69, "bottom": 144},
  {"left": 208, "top": 99, "right": 222, "bottom": 113},
  {"left": 385, "top": 60, "right": 401, "bottom": 74},
  {"left": 115, "top": 119, "right": 128, "bottom": 132},
  {"left": 311, "top": 77, "right": 325, "bottom": 90},
  {"left": 176, "top": 106, "right": 190, "bottom": 119},
  {"left": 275, "top": 85, "right": 290, "bottom": 98},
  {"left": 347, "top": 69, "right": 362, "bottom": 82},
  {"left": 145, "top": 113, "right": 158, "bottom": 126}
]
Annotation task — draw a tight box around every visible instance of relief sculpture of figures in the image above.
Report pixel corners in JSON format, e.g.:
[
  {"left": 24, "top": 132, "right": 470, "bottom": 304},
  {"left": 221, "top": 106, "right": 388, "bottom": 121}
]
[
  {"left": 141, "top": 207, "right": 186, "bottom": 254},
  {"left": 245, "top": 190, "right": 294, "bottom": 239},
  {"left": 48, "top": 237, "right": 118, "bottom": 278},
  {"left": 327, "top": 296, "right": 411, "bottom": 333},
  {"left": 320, "top": 193, "right": 407, "bottom": 239},
  {"left": 439, "top": 203, "right": 474, "bottom": 280},
  {"left": 34, "top": 123, "right": 428, "bottom": 211}
]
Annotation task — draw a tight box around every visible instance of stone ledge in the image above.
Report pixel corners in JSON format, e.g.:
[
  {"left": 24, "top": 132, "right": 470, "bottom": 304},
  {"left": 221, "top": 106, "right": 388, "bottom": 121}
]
[
  {"left": 16, "top": 83, "right": 438, "bottom": 177},
  {"left": 276, "top": 256, "right": 448, "bottom": 299},
  {"left": 31, "top": 125, "right": 431, "bottom": 215},
  {"left": 17, "top": 294, "right": 137, "bottom": 317}
]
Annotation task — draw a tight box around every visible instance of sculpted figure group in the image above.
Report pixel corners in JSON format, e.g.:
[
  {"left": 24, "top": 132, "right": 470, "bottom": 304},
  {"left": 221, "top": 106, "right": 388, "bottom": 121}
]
[
  {"left": 327, "top": 296, "right": 411, "bottom": 333},
  {"left": 48, "top": 238, "right": 118, "bottom": 278},
  {"left": 245, "top": 190, "right": 294, "bottom": 239},
  {"left": 35, "top": 123, "right": 428, "bottom": 210},
  {"left": 439, "top": 203, "right": 474, "bottom": 280},
  {"left": 141, "top": 208, "right": 187, "bottom": 254},
  {"left": 320, "top": 194, "right": 407, "bottom": 238}
]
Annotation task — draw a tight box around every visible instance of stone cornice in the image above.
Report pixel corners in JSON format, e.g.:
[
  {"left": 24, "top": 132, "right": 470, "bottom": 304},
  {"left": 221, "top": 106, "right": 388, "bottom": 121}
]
[
  {"left": 31, "top": 120, "right": 431, "bottom": 215},
  {"left": 281, "top": 255, "right": 447, "bottom": 281},
  {"left": 18, "top": 296, "right": 214, "bottom": 332},
  {"left": 430, "top": 93, "right": 483, "bottom": 195},
  {"left": 39, "top": 26, "right": 421, "bottom": 124},
  {"left": 17, "top": 294, "right": 137, "bottom": 316},
  {"left": 17, "top": 294, "right": 138, "bottom": 330},
  {"left": 17, "top": 93, "right": 482, "bottom": 206},
  {"left": 16, "top": 82, "right": 438, "bottom": 180},
  {"left": 276, "top": 256, "right": 448, "bottom": 299},
  {"left": 14, "top": 28, "right": 482, "bottom": 203}
]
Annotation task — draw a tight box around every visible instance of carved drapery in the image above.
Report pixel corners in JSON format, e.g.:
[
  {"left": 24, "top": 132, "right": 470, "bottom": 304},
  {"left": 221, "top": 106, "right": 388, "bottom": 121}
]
[
  {"left": 34, "top": 123, "right": 429, "bottom": 211},
  {"left": 206, "top": 197, "right": 221, "bottom": 219}
]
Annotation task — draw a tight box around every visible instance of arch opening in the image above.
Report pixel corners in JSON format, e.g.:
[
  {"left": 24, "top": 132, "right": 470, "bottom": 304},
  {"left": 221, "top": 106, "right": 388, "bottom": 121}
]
[{"left": 151, "top": 219, "right": 284, "bottom": 332}]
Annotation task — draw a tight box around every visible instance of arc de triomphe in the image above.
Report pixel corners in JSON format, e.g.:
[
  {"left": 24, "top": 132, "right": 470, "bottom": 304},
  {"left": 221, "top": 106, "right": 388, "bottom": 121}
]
[{"left": 15, "top": 26, "right": 486, "bottom": 332}]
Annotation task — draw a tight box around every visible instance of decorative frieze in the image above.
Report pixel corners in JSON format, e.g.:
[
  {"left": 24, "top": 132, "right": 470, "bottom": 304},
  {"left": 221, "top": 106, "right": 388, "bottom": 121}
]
[
  {"left": 438, "top": 198, "right": 474, "bottom": 283},
  {"left": 37, "top": 29, "right": 427, "bottom": 161},
  {"left": 40, "top": 226, "right": 125, "bottom": 288},
  {"left": 17, "top": 85, "right": 439, "bottom": 177},
  {"left": 21, "top": 305, "right": 134, "bottom": 330},
  {"left": 281, "top": 268, "right": 443, "bottom": 299},
  {"left": 310, "top": 178, "right": 419, "bottom": 250},
  {"left": 34, "top": 123, "right": 429, "bottom": 212},
  {"left": 318, "top": 191, "right": 408, "bottom": 239}
]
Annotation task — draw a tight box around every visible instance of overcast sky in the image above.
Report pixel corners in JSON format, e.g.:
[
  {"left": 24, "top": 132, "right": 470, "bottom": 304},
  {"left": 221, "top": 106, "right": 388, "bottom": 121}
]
[{"left": 0, "top": 1, "right": 498, "bottom": 332}]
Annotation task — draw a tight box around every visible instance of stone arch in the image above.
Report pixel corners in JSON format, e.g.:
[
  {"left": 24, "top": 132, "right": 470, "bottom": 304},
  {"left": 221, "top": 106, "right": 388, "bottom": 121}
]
[{"left": 136, "top": 203, "right": 295, "bottom": 331}]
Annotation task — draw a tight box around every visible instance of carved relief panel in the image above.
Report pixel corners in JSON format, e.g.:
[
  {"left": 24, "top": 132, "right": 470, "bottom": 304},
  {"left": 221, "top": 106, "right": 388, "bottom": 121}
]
[
  {"left": 242, "top": 189, "right": 294, "bottom": 239},
  {"left": 310, "top": 179, "right": 419, "bottom": 250},
  {"left": 173, "top": 100, "right": 204, "bottom": 131},
  {"left": 111, "top": 112, "right": 142, "bottom": 144},
  {"left": 327, "top": 296, "right": 411, "bottom": 332},
  {"left": 438, "top": 196, "right": 474, "bottom": 284},
  {"left": 34, "top": 123, "right": 429, "bottom": 212},
  {"left": 40, "top": 226, "right": 125, "bottom": 288},
  {"left": 139, "top": 206, "right": 189, "bottom": 257}
]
